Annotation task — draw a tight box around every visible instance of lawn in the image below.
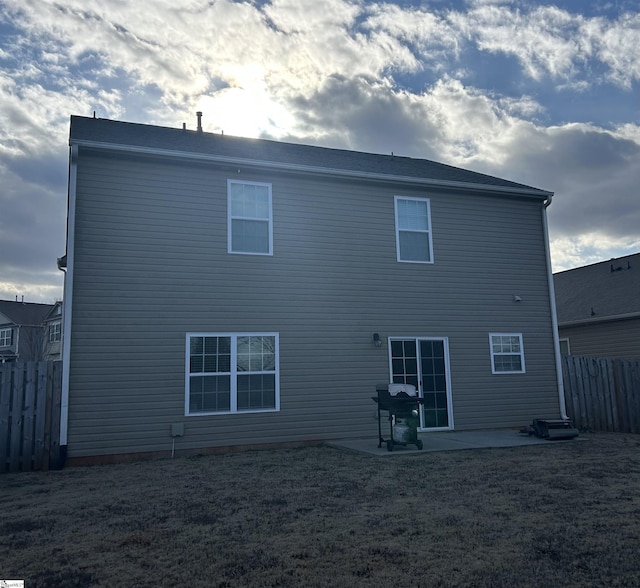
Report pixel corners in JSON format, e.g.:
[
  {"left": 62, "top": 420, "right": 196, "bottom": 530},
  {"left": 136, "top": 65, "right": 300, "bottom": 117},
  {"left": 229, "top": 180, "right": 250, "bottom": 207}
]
[{"left": 1, "top": 433, "right": 640, "bottom": 587}]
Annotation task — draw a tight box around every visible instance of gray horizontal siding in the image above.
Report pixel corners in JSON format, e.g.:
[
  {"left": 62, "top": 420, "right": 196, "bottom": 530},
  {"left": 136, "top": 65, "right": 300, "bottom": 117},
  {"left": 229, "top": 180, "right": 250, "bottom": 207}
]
[
  {"left": 67, "top": 148, "right": 560, "bottom": 457},
  {"left": 560, "top": 318, "right": 640, "bottom": 360}
]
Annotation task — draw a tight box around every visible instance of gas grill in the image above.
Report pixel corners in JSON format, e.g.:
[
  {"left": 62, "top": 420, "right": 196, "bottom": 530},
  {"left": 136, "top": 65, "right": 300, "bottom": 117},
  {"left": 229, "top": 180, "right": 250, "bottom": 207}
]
[{"left": 373, "top": 384, "right": 424, "bottom": 451}]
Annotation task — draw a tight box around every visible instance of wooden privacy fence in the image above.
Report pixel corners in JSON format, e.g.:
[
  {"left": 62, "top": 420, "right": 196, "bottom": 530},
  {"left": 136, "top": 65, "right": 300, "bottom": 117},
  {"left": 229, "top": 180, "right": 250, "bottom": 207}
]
[
  {"left": 562, "top": 355, "right": 640, "bottom": 433},
  {"left": 0, "top": 361, "right": 63, "bottom": 473}
]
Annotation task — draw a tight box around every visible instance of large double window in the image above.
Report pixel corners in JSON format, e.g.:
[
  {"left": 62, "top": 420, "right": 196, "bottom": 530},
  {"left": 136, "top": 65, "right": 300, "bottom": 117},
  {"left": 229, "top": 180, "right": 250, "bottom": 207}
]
[
  {"left": 228, "top": 180, "right": 273, "bottom": 255},
  {"left": 394, "top": 196, "right": 433, "bottom": 263},
  {"left": 186, "top": 333, "right": 279, "bottom": 415},
  {"left": 490, "top": 333, "right": 525, "bottom": 374}
]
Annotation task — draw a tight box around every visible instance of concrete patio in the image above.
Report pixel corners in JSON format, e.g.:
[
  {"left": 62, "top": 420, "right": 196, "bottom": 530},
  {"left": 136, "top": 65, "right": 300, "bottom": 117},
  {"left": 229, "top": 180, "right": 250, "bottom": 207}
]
[{"left": 327, "top": 428, "right": 581, "bottom": 456}]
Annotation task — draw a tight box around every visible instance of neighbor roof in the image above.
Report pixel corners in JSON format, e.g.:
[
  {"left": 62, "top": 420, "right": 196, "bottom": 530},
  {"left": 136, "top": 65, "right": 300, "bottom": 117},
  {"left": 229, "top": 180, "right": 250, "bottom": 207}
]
[
  {"left": 554, "top": 252, "right": 640, "bottom": 325},
  {"left": 0, "top": 300, "right": 53, "bottom": 326},
  {"left": 69, "top": 116, "right": 552, "bottom": 198}
]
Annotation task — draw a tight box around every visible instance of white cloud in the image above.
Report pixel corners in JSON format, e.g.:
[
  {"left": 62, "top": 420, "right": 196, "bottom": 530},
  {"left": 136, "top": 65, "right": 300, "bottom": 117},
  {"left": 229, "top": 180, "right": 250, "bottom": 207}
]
[
  {"left": 551, "top": 233, "right": 640, "bottom": 273},
  {"left": 451, "top": 3, "right": 640, "bottom": 89},
  {"left": 595, "top": 12, "right": 640, "bottom": 88}
]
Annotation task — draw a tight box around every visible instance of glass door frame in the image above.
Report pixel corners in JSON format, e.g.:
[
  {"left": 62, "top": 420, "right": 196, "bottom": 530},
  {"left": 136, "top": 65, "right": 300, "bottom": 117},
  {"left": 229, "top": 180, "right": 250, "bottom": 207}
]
[{"left": 387, "top": 336, "right": 455, "bottom": 432}]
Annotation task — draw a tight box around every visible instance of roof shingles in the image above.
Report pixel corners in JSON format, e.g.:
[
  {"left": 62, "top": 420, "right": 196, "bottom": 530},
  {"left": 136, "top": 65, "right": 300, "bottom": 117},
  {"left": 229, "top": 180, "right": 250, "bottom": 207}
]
[
  {"left": 69, "top": 116, "right": 551, "bottom": 196},
  {"left": 554, "top": 253, "right": 640, "bottom": 324}
]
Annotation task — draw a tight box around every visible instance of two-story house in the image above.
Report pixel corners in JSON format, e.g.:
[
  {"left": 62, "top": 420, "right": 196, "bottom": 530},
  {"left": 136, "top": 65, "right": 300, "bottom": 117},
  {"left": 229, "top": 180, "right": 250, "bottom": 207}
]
[
  {"left": 0, "top": 299, "right": 55, "bottom": 363},
  {"left": 554, "top": 252, "right": 640, "bottom": 359},
  {"left": 60, "top": 115, "right": 566, "bottom": 463}
]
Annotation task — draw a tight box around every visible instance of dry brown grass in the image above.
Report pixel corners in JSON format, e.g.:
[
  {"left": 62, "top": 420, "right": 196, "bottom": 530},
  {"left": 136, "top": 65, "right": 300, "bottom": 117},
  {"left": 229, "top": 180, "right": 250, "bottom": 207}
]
[{"left": 1, "top": 433, "right": 640, "bottom": 587}]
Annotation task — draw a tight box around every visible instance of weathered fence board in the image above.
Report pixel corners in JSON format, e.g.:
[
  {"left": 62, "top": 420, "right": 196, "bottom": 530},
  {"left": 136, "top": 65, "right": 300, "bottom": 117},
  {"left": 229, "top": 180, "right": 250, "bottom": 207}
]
[
  {"left": 0, "top": 361, "right": 62, "bottom": 473},
  {"left": 562, "top": 355, "right": 640, "bottom": 433}
]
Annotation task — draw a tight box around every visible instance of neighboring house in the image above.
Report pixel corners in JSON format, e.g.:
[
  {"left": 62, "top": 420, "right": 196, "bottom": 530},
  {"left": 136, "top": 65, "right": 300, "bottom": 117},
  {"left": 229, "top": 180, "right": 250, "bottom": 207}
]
[
  {"left": 61, "top": 115, "right": 566, "bottom": 463},
  {"left": 0, "top": 299, "right": 54, "bottom": 363},
  {"left": 43, "top": 301, "right": 63, "bottom": 361},
  {"left": 554, "top": 252, "right": 640, "bottom": 359}
]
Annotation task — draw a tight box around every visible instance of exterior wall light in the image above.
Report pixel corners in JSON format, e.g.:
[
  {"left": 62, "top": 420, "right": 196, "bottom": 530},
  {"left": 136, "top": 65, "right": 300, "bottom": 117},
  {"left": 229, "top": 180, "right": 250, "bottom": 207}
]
[{"left": 373, "top": 333, "right": 382, "bottom": 347}]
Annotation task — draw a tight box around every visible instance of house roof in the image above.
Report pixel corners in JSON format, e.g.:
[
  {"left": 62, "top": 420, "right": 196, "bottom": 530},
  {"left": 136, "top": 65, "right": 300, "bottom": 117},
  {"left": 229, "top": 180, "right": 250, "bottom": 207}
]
[
  {"left": 553, "top": 252, "right": 640, "bottom": 325},
  {"left": 69, "top": 116, "right": 552, "bottom": 198},
  {"left": 0, "top": 300, "right": 54, "bottom": 327}
]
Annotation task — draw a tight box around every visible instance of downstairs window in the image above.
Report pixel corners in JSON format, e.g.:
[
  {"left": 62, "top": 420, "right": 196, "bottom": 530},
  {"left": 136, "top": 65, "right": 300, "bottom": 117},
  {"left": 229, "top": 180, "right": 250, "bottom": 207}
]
[
  {"left": 186, "top": 333, "right": 279, "bottom": 415},
  {"left": 490, "top": 333, "right": 525, "bottom": 374}
]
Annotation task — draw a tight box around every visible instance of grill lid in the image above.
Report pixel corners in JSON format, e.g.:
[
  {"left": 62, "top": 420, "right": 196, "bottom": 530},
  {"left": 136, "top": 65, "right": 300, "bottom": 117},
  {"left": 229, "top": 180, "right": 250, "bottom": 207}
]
[{"left": 388, "top": 383, "right": 417, "bottom": 397}]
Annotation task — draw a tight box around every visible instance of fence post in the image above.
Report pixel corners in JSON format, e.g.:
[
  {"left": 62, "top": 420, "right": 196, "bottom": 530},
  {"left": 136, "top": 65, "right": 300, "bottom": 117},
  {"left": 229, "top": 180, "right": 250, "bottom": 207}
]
[
  {"left": 21, "top": 362, "right": 37, "bottom": 471},
  {"left": 48, "top": 361, "right": 63, "bottom": 470},
  {"left": 33, "top": 362, "right": 48, "bottom": 469},
  {"left": 0, "top": 365, "right": 12, "bottom": 473}
]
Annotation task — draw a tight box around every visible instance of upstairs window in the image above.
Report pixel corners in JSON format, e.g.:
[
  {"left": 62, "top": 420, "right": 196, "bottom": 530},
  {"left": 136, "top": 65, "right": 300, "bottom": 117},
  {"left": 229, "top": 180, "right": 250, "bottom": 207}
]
[
  {"left": 0, "top": 328, "right": 12, "bottom": 347},
  {"left": 394, "top": 196, "right": 433, "bottom": 263},
  {"left": 228, "top": 180, "right": 273, "bottom": 255},
  {"left": 49, "top": 322, "right": 62, "bottom": 343},
  {"left": 186, "top": 333, "right": 279, "bottom": 415},
  {"left": 490, "top": 333, "right": 525, "bottom": 374}
]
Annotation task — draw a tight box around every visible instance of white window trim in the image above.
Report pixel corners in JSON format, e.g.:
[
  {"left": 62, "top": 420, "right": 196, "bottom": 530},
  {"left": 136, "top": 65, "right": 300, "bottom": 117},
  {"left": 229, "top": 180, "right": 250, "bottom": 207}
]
[
  {"left": 49, "top": 322, "right": 62, "bottom": 343},
  {"left": 489, "top": 333, "right": 526, "bottom": 374},
  {"left": 559, "top": 338, "right": 570, "bottom": 355},
  {"left": 227, "top": 180, "right": 273, "bottom": 256},
  {"left": 0, "top": 328, "right": 12, "bottom": 347},
  {"left": 394, "top": 195, "right": 434, "bottom": 264},
  {"left": 185, "top": 332, "right": 280, "bottom": 416}
]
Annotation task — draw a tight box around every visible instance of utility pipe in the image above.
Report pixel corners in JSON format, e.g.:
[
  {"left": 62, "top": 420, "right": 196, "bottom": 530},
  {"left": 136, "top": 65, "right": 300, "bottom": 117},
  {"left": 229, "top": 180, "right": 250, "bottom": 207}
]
[{"left": 543, "top": 194, "right": 569, "bottom": 420}]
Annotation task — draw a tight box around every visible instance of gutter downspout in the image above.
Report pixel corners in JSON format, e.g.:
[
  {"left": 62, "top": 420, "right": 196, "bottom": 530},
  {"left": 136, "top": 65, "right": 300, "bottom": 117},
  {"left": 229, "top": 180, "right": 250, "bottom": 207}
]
[
  {"left": 543, "top": 194, "right": 569, "bottom": 420},
  {"left": 59, "top": 143, "right": 78, "bottom": 466}
]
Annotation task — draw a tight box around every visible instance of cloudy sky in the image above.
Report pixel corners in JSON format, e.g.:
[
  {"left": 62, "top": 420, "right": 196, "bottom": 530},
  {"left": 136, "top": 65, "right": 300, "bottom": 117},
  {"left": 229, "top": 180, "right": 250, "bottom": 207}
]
[{"left": 1, "top": 0, "right": 639, "bottom": 303}]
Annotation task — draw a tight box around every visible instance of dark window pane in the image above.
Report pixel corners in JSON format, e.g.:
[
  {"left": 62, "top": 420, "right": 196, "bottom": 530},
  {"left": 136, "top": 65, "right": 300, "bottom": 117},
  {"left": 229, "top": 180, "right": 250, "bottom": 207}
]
[
  {"left": 403, "top": 340, "right": 416, "bottom": 357},
  {"left": 420, "top": 340, "right": 434, "bottom": 357},
  {"left": 204, "top": 337, "right": 218, "bottom": 354},
  {"left": 392, "top": 359, "right": 405, "bottom": 376},
  {"left": 423, "top": 377, "right": 436, "bottom": 392},
  {"left": 237, "top": 376, "right": 249, "bottom": 392},
  {"left": 218, "top": 354, "right": 231, "bottom": 372},
  {"left": 190, "top": 336, "right": 203, "bottom": 354},
  {"left": 190, "top": 376, "right": 203, "bottom": 394},
  {"left": 422, "top": 358, "right": 435, "bottom": 376},
  {"left": 405, "top": 358, "right": 417, "bottom": 376},
  {"left": 219, "top": 337, "right": 231, "bottom": 354},
  {"left": 424, "top": 410, "right": 437, "bottom": 428},
  {"left": 263, "top": 388, "right": 275, "bottom": 408},
  {"left": 391, "top": 340, "right": 404, "bottom": 358},
  {"left": 190, "top": 356, "right": 203, "bottom": 373},
  {"left": 190, "top": 375, "right": 230, "bottom": 413},
  {"left": 436, "top": 409, "right": 449, "bottom": 427},
  {"left": 203, "top": 355, "right": 217, "bottom": 372},
  {"left": 190, "top": 393, "right": 203, "bottom": 412},
  {"left": 250, "top": 389, "right": 263, "bottom": 407},
  {"left": 399, "top": 231, "right": 430, "bottom": 262},
  {"left": 424, "top": 394, "right": 436, "bottom": 409}
]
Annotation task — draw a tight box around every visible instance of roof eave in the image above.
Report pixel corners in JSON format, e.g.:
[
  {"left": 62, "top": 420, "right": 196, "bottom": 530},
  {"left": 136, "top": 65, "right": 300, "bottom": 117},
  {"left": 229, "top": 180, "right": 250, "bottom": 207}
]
[
  {"left": 70, "top": 138, "right": 553, "bottom": 199},
  {"left": 558, "top": 311, "right": 640, "bottom": 328}
]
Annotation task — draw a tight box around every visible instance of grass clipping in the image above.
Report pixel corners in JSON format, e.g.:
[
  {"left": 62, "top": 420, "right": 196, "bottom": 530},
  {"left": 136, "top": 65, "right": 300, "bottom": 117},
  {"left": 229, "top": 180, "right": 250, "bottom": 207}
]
[{"left": 2, "top": 433, "right": 640, "bottom": 587}]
